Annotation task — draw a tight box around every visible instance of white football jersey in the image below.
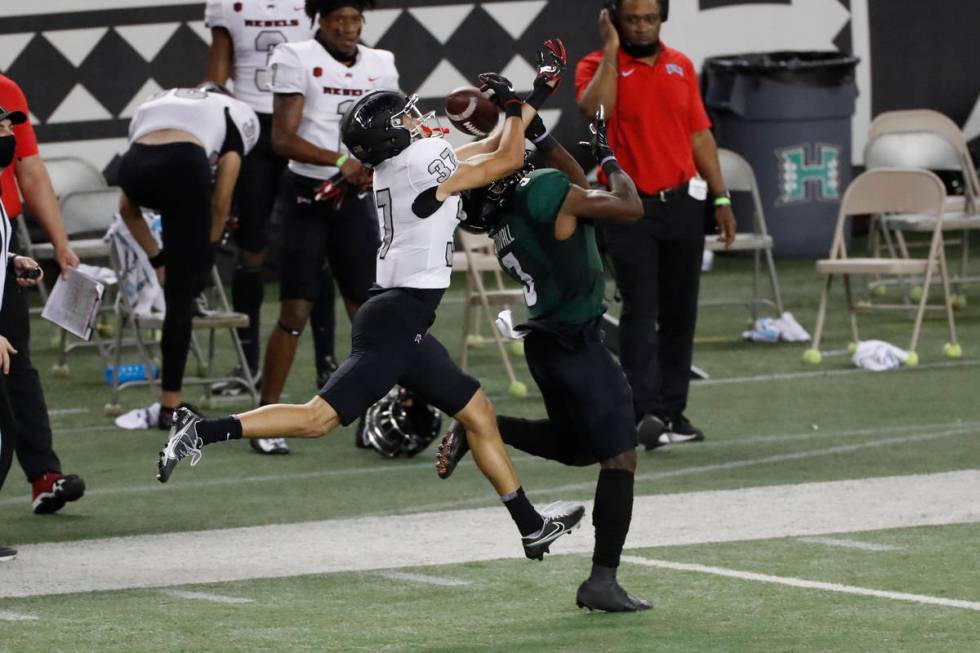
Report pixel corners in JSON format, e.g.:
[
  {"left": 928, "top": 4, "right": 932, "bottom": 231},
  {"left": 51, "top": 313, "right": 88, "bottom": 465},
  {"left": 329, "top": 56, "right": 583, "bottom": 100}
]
[
  {"left": 373, "top": 137, "right": 464, "bottom": 290},
  {"left": 129, "top": 88, "right": 260, "bottom": 163},
  {"left": 204, "top": 0, "right": 314, "bottom": 114},
  {"left": 269, "top": 39, "right": 399, "bottom": 180}
]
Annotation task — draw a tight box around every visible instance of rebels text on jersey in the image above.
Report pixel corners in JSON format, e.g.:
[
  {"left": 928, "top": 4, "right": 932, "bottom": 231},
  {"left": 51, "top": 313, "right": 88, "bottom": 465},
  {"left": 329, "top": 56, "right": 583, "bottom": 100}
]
[
  {"left": 204, "top": 0, "right": 314, "bottom": 115},
  {"left": 270, "top": 40, "right": 398, "bottom": 180},
  {"left": 373, "top": 138, "right": 464, "bottom": 290}
]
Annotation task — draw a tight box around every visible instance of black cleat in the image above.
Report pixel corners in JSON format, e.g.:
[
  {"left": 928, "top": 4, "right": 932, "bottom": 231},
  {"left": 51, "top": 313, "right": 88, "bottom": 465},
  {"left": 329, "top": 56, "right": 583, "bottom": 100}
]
[
  {"left": 522, "top": 501, "right": 585, "bottom": 560},
  {"left": 31, "top": 473, "right": 86, "bottom": 515},
  {"left": 636, "top": 414, "right": 667, "bottom": 451},
  {"left": 435, "top": 421, "right": 469, "bottom": 479},
  {"left": 157, "top": 408, "right": 204, "bottom": 483},
  {"left": 576, "top": 574, "right": 652, "bottom": 613}
]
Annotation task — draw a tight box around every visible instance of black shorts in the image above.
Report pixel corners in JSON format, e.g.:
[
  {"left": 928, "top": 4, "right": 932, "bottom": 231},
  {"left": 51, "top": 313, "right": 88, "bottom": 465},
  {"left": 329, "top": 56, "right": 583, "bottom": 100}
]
[
  {"left": 279, "top": 171, "right": 379, "bottom": 304},
  {"left": 232, "top": 112, "right": 287, "bottom": 254},
  {"left": 523, "top": 319, "right": 638, "bottom": 461},
  {"left": 319, "top": 287, "right": 481, "bottom": 425}
]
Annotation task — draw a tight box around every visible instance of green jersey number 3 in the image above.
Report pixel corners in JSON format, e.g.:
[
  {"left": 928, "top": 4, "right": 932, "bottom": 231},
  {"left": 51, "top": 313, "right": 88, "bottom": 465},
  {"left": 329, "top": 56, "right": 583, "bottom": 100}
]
[{"left": 501, "top": 253, "right": 537, "bottom": 307}]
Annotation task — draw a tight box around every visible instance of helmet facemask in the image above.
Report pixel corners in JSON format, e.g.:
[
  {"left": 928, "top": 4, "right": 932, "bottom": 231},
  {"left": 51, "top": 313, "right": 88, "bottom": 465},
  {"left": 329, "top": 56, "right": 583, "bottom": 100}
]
[{"left": 391, "top": 94, "right": 449, "bottom": 140}]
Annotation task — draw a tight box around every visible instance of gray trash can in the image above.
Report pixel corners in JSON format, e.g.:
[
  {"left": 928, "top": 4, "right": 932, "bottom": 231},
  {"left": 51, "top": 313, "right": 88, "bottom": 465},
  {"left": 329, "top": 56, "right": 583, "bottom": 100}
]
[{"left": 703, "top": 51, "right": 860, "bottom": 258}]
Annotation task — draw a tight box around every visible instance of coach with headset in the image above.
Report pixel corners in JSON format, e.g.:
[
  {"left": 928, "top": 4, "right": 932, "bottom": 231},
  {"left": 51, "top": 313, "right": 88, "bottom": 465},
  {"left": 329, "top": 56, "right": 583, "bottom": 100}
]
[{"left": 576, "top": 0, "right": 736, "bottom": 448}]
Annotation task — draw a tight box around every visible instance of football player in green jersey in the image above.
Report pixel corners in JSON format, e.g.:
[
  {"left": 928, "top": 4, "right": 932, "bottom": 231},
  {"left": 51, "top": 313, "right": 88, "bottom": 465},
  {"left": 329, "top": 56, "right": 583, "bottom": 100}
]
[{"left": 437, "top": 107, "right": 653, "bottom": 612}]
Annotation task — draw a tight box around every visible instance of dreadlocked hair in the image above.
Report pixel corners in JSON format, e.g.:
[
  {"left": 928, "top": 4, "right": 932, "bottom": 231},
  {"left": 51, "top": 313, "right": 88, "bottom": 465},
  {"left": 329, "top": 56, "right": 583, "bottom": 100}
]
[{"left": 305, "top": 0, "right": 376, "bottom": 23}]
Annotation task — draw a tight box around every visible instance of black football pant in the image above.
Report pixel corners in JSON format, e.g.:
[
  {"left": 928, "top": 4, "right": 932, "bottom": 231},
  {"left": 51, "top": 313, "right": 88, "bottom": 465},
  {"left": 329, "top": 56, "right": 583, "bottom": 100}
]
[
  {"left": 602, "top": 192, "right": 706, "bottom": 420},
  {"left": 1, "top": 226, "right": 62, "bottom": 484}
]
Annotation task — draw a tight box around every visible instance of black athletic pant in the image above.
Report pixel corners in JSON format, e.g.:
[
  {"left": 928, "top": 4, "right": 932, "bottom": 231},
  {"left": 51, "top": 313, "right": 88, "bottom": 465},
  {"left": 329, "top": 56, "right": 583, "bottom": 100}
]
[
  {"left": 118, "top": 142, "right": 213, "bottom": 393},
  {"left": 1, "top": 227, "right": 61, "bottom": 482},
  {"left": 602, "top": 189, "right": 706, "bottom": 420},
  {"left": 0, "top": 374, "right": 16, "bottom": 490}
]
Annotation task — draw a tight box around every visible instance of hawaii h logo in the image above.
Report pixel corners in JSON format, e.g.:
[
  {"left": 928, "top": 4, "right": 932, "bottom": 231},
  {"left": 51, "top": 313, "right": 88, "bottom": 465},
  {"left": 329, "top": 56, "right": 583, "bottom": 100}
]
[{"left": 776, "top": 144, "right": 841, "bottom": 204}]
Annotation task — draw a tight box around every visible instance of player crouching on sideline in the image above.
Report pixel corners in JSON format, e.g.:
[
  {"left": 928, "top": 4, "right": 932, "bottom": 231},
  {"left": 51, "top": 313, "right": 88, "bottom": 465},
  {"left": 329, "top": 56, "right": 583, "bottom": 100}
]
[
  {"left": 156, "top": 42, "right": 589, "bottom": 562},
  {"left": 117, "top": 84, "right": 260, "bottom": 429},
  {"left": 435, "top": 108, "right": 652, "bottom": 611}
]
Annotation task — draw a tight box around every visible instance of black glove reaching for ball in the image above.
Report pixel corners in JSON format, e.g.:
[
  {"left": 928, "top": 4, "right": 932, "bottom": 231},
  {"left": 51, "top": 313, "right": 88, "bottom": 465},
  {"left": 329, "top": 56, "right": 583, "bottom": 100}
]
[
  {"left": 580, "top": 106, "right": 617, "bottom": 168},
  {"left": 478, "top": 72, "right": 521, "bottom": 117},
  {"left": 526, "top": 38, "right": 567, "bottom": 110}
]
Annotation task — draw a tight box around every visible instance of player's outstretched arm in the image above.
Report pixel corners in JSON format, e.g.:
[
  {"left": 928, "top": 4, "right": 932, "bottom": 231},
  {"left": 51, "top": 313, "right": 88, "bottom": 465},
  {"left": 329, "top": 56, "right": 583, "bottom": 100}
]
[{"left": 559, "top": 109, "right": 642, "bottom": 222}]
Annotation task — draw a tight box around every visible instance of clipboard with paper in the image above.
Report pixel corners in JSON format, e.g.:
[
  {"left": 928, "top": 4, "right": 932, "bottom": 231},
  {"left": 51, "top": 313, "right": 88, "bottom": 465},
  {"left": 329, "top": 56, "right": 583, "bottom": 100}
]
[{"left": 41, "top": 267, "right": 106, "bottom": 341}]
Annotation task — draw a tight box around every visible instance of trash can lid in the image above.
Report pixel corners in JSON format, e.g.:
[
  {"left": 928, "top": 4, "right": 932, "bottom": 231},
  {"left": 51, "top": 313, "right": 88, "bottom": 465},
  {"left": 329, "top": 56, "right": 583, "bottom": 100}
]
[{"left": 704, "top": 51, "right": 860, "bottom": 85}]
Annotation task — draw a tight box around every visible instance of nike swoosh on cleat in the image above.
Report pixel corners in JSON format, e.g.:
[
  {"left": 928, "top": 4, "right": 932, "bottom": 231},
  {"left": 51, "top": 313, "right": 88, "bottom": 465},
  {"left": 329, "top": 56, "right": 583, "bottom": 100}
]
[{"left": 658, "top": 432, "right": 700, "bottom": 444}]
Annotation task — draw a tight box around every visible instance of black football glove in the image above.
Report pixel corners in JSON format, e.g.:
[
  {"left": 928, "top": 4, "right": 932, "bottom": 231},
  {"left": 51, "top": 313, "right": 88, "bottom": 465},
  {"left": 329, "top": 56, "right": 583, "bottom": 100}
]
[
  {"left": 478, "top": 73, "right": 519, "bottom": 109},
  {"left": 526, "top": 38, "right": 567, "bottom": 110},
  {"left": 579, "top": 106, "right": 615, "bottom": 163}
]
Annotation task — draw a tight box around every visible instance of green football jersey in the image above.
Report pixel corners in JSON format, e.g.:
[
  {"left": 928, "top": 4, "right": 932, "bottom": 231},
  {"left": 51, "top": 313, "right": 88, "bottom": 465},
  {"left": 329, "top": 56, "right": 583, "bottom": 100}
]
[{"left": 490, "top": 168, "right": 606, "bottom": 325}]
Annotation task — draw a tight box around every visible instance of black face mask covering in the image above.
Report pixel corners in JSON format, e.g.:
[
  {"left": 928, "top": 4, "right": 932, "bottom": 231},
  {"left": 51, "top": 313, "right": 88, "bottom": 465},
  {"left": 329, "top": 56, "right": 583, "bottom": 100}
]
[
  {"left": 621, "top": 40, "right": 660, "bottom": 59},
  {"left": 0, "top": 135, "right": 15, "bottom": 168}
]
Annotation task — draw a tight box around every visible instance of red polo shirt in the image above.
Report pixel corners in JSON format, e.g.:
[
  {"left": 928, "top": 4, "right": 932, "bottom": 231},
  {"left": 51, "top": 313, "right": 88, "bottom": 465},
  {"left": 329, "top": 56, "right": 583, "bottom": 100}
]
[
  {"left": 0, "top": 74, "right": 40, "bottom": 219},
  {"left": 575, "top": 43, "right": 711, "bottom": 195}
]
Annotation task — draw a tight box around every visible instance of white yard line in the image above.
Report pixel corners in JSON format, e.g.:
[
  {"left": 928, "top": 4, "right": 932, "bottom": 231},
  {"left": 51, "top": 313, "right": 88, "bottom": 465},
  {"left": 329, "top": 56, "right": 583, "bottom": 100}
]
[
  {"left": 693, "top": 359, "right": 980, "bottom": 387},
  {"left": 0, "top": 610, "right": 39, "bottom": 621},
  {"left": 621, "top": 556, "right": 980, "bottom": 611},
  {"left": 373, "top": 572, "right": 472, "bottom": 587},
  {"left": 1, "top": 470, "right": 976, "bottom": 599},
  {"left": 48, "top": 408, "right": 89, "bottom": 417},
  {"left": 158, "top": 590, "right": 254, "bottom": 604},
  {"left": 797, "top": 536, "right": 901, "bottom": 552}
]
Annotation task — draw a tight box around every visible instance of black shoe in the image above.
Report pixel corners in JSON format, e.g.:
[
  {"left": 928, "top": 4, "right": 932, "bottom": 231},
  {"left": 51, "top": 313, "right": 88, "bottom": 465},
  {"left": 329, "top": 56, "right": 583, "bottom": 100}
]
[
  {"left": 0, "top": 545, "right": 16, "bottom": 562},
  {"left": 522, "top": 501, "right": 585, "bottom": 561},
  {"left": 636, "top": 414, "right": 667, "bottom": 451},
  {"left": 158, "top": 402, "right": 204, "bottom": 431},
  {"left": 31, "top": 473, "right": 86, "bottom": 515},
  {"left": 435, "top": 421, "right": 469, "bottom": 479},
  {"left": 576, "top": 568, "right": 652, "bottom": 613},
  {"left": 316, "top": 356, "right": 339, "bottom": 392},
  {"left": 157, "top": 408, "right": 204, "bottom": 483},
  {"left": 664, "top": 414, "right": 705, "bottom": 444},
  {"left": 249, "top": 438, "right": 290, "bottom": 455}
]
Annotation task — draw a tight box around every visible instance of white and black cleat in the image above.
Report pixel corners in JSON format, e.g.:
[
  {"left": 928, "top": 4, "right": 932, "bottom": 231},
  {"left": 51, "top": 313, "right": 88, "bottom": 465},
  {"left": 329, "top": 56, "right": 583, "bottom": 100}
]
[
  {"left": 157, "top": 408, "right": 204, "bottom": 483},
  {"left": 522, "top": 501, "right": 585, "bottom": 561},
  {"left": 249, "top": 438, "right": 289, "bottom": 455}
]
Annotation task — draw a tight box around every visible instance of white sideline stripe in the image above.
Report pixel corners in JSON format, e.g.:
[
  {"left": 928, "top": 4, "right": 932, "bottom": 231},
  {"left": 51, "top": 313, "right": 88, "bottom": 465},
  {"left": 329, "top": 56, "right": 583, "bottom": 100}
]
[
  {"left": 797, "top": 536, "right": 900, "bottom": 552},
  {"left": 1, "top": 470, "right": 977, "bottom": 599},
  {"left": 48, "top": 408, "right": 88, "bottom": 417},
  {"left": 694, "top": 359, "right": 980, "bottom": 387},
  {"left": 373, "top": 572, "right": 472, "bottom": 587},
  {"left": 158, "top": 590, "right": 254, "bottom": 604},
  {"left": 622, "top": 556, "right": 980, "bottom": 611},
  {"left": 3, "top": 422, "right": 975, "bottom": 510},
  {"left": 0, "top": 610, "right": 39, "bottom": 621},
  {"left": 400, "top": 427, "right": 978, "bottom": 514}
]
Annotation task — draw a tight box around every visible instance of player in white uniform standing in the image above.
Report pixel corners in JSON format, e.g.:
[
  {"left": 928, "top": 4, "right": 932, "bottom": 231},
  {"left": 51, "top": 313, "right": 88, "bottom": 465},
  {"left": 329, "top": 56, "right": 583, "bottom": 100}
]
[
  {"left": 157, "top": 42, "right": 589, "bottom": 564},
  {"left": 249, "top": 0, "right": 397, "bottom": 454},
  {"left": 204, "top": 0, "right": 343, "bottom": 418},
  {"left": 117, "top": 86, "right": 260, "bottom": 431}
]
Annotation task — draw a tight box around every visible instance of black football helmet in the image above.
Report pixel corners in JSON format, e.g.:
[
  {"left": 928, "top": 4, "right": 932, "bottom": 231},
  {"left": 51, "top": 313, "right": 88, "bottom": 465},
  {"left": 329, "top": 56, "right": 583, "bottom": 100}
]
[
  {"left": 341, "top": 91, "right": 444, "bottom": 166},
  {"left": 459, "top": 151, "right": 535, "bottom": 234},
  {"left": 360, "top": 387, "right": 443, "bottom": 458}
]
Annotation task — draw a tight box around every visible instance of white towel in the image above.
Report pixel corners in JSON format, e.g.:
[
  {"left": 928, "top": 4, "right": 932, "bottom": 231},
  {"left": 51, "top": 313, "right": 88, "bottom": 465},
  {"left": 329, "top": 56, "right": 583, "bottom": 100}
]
[{"left": 852, "top": 340, "right": 909, "bottom": 371}]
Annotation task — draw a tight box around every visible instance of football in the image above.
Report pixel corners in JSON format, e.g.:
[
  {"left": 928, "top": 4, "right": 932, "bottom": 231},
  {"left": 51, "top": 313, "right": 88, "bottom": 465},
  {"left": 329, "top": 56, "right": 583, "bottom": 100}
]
[{"left": 444, "top": 87, "right": 499, "bottom": 138}]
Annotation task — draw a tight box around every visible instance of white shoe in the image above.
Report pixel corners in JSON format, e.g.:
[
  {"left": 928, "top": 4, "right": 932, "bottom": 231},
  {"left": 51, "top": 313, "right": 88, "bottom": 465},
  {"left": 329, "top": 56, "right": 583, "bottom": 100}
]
[{"left": 115, "top": 402, "right": 160, "bottom": 430}]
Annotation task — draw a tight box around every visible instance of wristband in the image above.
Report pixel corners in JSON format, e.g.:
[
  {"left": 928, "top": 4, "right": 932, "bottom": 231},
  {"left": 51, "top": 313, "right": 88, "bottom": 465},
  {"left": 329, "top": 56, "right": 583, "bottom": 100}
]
[
  {"left": 533, "top": 132, "right": 559, "bottom": 154},
  {"left": 713, "top": 196, "right": 732, "bottom": 208},
  {"left": 524, "top": 84, "right": 552, "bottom": 111},
  {"left": 503, "top": 99, "right": 523, "bottom": 119},
  {"left": 148, "top": 250, "right": 165, "bottom": 268},
  {"left": 335, "top": 154, "right": 349, "bottom": 168},
  {"left": 600, "top": 156, "right": 621, "bottom": 177}
]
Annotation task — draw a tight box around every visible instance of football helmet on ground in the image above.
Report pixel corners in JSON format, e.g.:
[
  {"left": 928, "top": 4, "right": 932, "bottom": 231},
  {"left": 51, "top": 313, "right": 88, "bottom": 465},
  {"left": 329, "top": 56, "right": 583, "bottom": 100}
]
[{"left": 360, "top": 387, "right": 443, "bottom": 458}]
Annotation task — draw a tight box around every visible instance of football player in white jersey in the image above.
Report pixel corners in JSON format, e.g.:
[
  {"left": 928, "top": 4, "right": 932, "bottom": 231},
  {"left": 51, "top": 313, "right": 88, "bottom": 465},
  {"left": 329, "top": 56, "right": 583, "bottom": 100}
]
[
  {"left": 117, "top": 85, "right": 260, "bottom": 431},
  {"left": 250, "top": 0, "right": 398, "bottom": 454},
  {"left": 158, "top": 43, "right": 589, "bottom": 564},
  {"left": 204, "top": 0, "right": 341, "bottom": 437}
]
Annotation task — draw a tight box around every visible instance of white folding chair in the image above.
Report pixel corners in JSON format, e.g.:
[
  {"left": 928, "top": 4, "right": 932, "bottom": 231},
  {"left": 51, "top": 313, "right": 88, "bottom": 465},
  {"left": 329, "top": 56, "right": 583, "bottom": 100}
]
[
  {"left": 702, "top": 149, "right": 785, "bottom": 318},
  {"left": 803, "top": 169, "right": 960, "bottom": 366},
  {"left": 452, "top": 230, "right": 527, "bottom": 396}
]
